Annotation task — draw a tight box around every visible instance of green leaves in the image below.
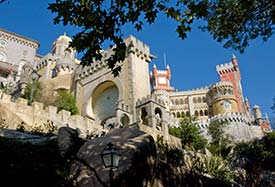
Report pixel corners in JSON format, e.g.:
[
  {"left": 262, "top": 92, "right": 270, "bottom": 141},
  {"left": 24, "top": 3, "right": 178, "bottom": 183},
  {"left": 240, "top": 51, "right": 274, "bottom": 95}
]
[
  {"left": 48, "top": 0, "right": 201, "bottom": 75},
  {"left": 55, "top": 90, "right": 79, "bottom": 115},
  {"left": 48, "top": 0, "right": 275, "bottom": 75},
  {"left": 169, "top": 117, "right": 207, "bottom": 151},
  {"left": 203, "top": 0, "right": 275, "bottom": 53}
]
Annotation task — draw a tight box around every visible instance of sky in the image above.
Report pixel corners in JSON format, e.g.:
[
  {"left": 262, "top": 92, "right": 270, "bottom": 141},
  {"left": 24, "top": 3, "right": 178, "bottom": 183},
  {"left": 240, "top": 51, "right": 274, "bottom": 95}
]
[{"left": 1, "top": 0, "right": 275, "bottom": 122}]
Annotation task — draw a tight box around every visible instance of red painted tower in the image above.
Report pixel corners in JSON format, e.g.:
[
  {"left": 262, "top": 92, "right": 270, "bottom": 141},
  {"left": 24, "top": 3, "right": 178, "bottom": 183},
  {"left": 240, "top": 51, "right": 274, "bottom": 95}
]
[
  {"left": 150, "top": 64, "right": 174, "bottom": 92},
  {"left": 216, "top": 55, "right": 246, "bottom": 113}
]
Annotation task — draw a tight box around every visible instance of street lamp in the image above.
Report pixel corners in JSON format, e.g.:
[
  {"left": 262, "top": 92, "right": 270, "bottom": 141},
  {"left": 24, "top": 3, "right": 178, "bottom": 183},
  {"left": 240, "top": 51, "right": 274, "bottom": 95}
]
[
  {"left": 101, "top": 143, "right": 121, "bottom": 187},
  {"left": 29, "top": 70, "right": 38, "bottom": 104}
]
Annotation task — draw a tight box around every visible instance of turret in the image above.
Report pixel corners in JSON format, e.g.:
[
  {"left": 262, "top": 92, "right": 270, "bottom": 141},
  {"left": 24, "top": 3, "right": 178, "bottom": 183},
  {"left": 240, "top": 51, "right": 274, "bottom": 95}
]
[
  {"left": 253, "top": 105, "right": 262, "bottom": 125},
  {"left": 216, "top": 55, "right": 245, "bottom": 114},
  {"left": 51, "top": 33, "right": 77, "bottom": 76},
  {"left": 232, "top": 54, "right": 238, "bottom": 68},
  {"left": 150, "top": 64, "right": 174, "bottom": 92},
  {"left": 51, "top": 33, "right": 75, "bottom": 59},
  {"left": 207, "top": 81, "right": 238, "bottom": 116}
]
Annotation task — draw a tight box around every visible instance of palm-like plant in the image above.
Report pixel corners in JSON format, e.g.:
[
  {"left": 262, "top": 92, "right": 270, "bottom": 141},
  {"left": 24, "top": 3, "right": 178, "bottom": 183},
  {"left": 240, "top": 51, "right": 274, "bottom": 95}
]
[{"left": 183, "top": 152, "right": 234, "bottom": 183}]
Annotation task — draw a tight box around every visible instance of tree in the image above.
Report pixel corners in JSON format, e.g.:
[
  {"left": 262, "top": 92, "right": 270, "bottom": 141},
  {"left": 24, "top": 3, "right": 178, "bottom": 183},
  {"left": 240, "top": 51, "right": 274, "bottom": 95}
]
[
  {"left": 234, "top": 131, "right": 275, "bottom": 186},
  {"left": 55, "top": 90, "right": 79, "bottom": 115},
  {"left": 169, "top": 117, "right": 207, "bottom": 151},
  {"left": 48, "top": 0, "right": 275, "bottom": 75},
  {"left": 207, "top": 121, "right": 232, "bottom": 158},
  {"left": 21, "top": 80, "right": 41, "bottom": 104}
]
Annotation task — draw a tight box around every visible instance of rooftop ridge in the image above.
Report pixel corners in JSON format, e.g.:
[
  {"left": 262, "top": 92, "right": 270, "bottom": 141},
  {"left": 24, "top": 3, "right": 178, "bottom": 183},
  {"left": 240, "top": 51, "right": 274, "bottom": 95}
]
[{"left": 0, "top": 28, "right": 40, "bottom": 49}]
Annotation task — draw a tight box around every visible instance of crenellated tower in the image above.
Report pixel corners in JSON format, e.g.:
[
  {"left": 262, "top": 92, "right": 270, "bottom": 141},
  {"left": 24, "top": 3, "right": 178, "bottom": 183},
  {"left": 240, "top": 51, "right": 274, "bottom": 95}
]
[
  {"left": 207, "top": 81, "right": 238, "bottom": 116},
  {"left": 216, "top": 55, "right": 246, "bottom": 114},
  {"left": 150, "top": 64, "right": 174, "bottom": 92},
  {"left": 150, "top": 64, "right": 174, "bottom": 110}
]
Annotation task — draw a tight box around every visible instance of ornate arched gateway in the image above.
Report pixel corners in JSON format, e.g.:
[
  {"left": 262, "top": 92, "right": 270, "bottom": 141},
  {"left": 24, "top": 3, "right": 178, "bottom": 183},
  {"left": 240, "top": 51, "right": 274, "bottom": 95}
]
[{"left": 92, "top": 81, "right": 119, "bottom": 126}]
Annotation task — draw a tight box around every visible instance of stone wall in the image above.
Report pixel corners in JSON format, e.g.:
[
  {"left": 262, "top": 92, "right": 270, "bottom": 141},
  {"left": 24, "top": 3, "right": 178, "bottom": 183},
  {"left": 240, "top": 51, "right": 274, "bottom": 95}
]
[
  {"left": 0, "top": 93, "right": 104, "bottom": 137},
  {"left": 197, "top": 112, "right": 264, "bottom": 141}
]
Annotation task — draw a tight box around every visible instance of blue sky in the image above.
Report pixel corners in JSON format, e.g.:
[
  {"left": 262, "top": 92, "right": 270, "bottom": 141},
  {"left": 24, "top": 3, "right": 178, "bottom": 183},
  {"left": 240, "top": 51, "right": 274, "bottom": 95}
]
[{"left": 1, "top": 0, "right": 275, "bottom": 121}]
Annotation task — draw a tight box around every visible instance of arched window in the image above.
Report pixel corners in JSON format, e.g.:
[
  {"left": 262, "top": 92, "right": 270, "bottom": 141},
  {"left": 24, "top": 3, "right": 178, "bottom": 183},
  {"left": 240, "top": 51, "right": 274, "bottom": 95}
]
[
  {"left": 0, "top": 51, "right": 7, "bottom": 62},
  {"left": 141, "top": 107, "right": 148, "bottom": 126},
  {"left": 203, "top": 97, "right": 206, "bottom": 103},
  {"left": 180, "top": 98, "right": 183, "bottom": 105},
  {"left": 171, "top": 100, "right": 174, "bottom": 105},
  {"left": 193, "top": 97, "right": 197, "bottom": 103},
  {"left": 181, "top": 111, "right": 185, "bottom": 118},
  {"left": 120, "top": 114, "right": 130, "bottom": 127},
  {"left": 186, "top": 111, "right": 190, "bottom": 117},
  {"left": 176, "top": 112, "right": 180, "bottom": 118},
  {"left": 195, "top": 110, "right": 199, "bottom": 116},
  {"left": 155, "top": 107, "right": 162, "bottom": 119},
  {"left": 199, "top": 110, "right": 204, "bottom": 116},
  {"left": 172, "top": 112, "right": 175, "bottom": 117},
  {"left": 204, "top": 110, "right": 208, "bottom": 116},
  {"left": 175, "top": 99, "right": 179, "bottom": 105},
  {"left": 198, "top": 97, "right": 202, "bottom": 103}
]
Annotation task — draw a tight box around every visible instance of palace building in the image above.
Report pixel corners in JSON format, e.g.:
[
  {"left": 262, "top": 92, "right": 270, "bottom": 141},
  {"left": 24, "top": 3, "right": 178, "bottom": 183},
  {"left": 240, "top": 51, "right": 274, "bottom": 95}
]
[{"left": 0, "top": 28, "right": 270, "bottom": 142}]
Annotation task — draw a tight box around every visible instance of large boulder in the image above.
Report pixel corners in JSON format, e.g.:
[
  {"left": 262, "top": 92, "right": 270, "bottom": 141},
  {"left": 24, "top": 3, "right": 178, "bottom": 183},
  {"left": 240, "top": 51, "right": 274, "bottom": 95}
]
[
  {"left": 70, "top": 127, "right": 156, "bottom": 187},
  {"left": 57, "top": 127, "right": 85, "bottom": 159}
]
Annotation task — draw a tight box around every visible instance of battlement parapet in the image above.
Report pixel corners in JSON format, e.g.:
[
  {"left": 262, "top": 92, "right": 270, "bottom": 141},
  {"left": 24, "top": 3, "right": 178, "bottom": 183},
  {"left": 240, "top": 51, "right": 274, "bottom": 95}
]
[
  {"left": 136, "top": 94, "right": 165, "bottom": 107},
  {"left": 210, "top": 81, "right": 233, "bottom": 89},
  {"left": 55, "top": 64, "right": 76, "bottom": 73},
  {"left": 125, "top": 35, "right": 153, "bottom": 62},
  {"left": 76, "top": 60, "right": 109, "bottom": 80},
  {"left": 125, "top": 35, "right": 150, "bottom": 54},
  {"left": 170, "top": 86, "right": 209, "bottom": 96},
  {"left": 208, "top": 81, "right": 235, "bottom": 100},
  {"left": 0, "top": 93, "right": 103, "bottom": 135},
  {"left": 36, "top": 54, "right": 55, "bottom": 70},
  {"left": 195, "top": 112, "right": 252, "bottom": 129},
  {"left": 156, "top": 70, "right": 168, "bottom": 74},
  {"left": 153, "top": 86, "right": 174, "bottom": 91},
  {"left": 216, "top": 62, "right": 236, "bottom": 74},
  {"left": 208, "top": 112, "right": 251, "bottom": 124},
  {"left": 117, "top": 102, "right": 131, "bottom": 113}
]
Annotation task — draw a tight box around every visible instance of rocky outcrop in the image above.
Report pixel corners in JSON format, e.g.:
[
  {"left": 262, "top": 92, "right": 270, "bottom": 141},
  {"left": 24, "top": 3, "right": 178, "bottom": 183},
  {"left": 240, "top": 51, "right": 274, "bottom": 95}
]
[
  {"left": 59, "top": 127, "right": 232, "bottom": 187},
  {"left": 70, "top": 127, "right": 157, "bottom": 187},
  {"left": 0, "top": 128, "right": 55, "bottom": 144}
]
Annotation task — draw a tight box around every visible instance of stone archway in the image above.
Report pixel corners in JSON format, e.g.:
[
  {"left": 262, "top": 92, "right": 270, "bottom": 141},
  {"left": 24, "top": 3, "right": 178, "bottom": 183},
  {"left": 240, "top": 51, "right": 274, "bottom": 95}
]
[
  {"left": 92, "top": 81, "right": 119, "bottom": 126},
  {"left": 120, "top": 113, "right": 130, "bottom": 127}
]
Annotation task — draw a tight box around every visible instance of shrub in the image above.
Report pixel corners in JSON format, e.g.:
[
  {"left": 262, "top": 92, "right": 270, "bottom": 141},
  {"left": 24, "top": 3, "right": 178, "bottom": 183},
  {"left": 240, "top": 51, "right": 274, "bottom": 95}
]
[{"left": 55, "top": 90, "right": 78, "bottom": 115}]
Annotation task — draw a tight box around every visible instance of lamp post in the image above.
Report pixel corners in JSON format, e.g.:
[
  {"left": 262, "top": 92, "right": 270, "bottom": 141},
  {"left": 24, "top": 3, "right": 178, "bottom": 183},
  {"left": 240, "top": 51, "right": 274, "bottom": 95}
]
[
  {"left": 101, "top": 143, "right": 121, "bottom": 187},
  {"left": 29, "top": 70, "right": 38, "bottom": 104}
]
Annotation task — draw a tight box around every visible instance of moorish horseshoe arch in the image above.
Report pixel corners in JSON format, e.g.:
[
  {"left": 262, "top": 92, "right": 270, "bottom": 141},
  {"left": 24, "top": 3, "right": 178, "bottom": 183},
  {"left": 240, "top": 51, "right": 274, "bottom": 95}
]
[{"left": 83, "top": 78, "right": 124, "bottom": 125}]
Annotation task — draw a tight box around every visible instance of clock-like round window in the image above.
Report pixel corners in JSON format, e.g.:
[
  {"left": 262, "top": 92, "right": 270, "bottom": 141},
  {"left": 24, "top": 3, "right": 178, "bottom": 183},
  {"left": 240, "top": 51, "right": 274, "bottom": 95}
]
[
  {"left": 0, "top": 51, "right": 7, "bottom": 62},
  {"left": 223, "top": 100, "right": 231, "bottom": 110},
  {"left": 0, "top": 40, "right": 7, "bottom": 47}
]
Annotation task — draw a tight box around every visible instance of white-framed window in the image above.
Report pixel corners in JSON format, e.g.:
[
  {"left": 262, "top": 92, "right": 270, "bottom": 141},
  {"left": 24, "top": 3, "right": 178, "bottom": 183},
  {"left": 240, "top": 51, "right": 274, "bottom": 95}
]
[
  {"left": 158, "top": 77, "right": 167, "bottom": 84},
  {"left": 223, "top": 100, "right": 231, "bottom": 110},
  {"left": 0, "top": 51, "right": 7, "bottom": 62}
]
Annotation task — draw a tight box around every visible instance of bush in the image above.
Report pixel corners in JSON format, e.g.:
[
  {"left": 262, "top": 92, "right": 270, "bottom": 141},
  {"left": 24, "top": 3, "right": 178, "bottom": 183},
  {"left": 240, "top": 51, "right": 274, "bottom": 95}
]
[
  {"left": 169, "top": 117, "right": 207, "bottom": 151},
  {"left": 55, "top": 90, "right": 78, "bottom": 115}
]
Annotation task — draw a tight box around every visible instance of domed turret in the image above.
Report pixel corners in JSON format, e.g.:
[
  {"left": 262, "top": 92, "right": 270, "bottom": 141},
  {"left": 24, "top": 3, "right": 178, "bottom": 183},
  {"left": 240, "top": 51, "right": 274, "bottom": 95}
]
[
  {"left": 51, "top": 33, "right": 75, "bottom": 59},
  {"left": 207, "top": 81, "right": 238, "bottom": 116},
  {"left": 51, "top": 33, "right": 78, "bottom": 76},
  {"left": 253, "top": 105, "right": 262, "bottom": 125}
]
